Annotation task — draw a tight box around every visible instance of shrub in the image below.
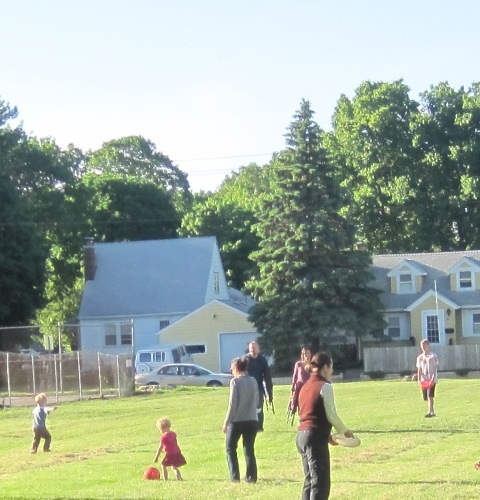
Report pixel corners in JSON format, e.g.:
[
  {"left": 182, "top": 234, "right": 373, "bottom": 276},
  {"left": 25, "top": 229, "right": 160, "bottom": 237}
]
[
  {"left": 455, "top": 368, "right": 471, "bottom": 377},
  {"left": 400, "top": 370, "right": 413, "bottom": 377},
  {"left": 365, "top": 370, "right": 386, "bottom": 380}
]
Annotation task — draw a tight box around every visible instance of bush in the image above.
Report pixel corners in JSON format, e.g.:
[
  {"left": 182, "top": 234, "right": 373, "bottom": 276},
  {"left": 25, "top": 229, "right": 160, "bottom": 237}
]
[
  {"left": 400, "top": 370, "right": 413, "bottom": 377},
  {"left": 365, "top": 370, "right": 386, "bottom": 380},
  {"left": 455, "top": 368, "right": 471, "bottom": 377}
]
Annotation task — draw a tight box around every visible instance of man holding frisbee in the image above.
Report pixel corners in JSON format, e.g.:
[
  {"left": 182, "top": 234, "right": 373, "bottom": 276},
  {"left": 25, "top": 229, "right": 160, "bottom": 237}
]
[{"left": 416, "top": 339, "right": 439, "bottom": 418}]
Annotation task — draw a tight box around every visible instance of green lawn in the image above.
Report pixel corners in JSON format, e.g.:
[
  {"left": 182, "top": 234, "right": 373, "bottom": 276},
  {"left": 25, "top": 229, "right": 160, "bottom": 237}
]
[{"left": 0, "top": 379, "right": 479, "bottom": 499}]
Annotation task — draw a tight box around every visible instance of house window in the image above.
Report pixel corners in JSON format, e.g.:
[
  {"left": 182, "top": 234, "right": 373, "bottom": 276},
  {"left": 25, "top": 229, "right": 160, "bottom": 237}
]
[
  {"left": 387, "top": 317, "right": 401, "bottom": 338},
  {"left": 399, "top": 273, "right": 413, "bottom": 293},
  {"left": 213, "top": 272, "right": 220, "bottom": 294},
  {"left": 120, "top": 322, "right": 132, "bottom": 345},
  {"left": 186, "top": 344, "right": 207, "bottom": 355},
  {"left": 426, "top": 315, "right": 440, "bottom": 344},
  {"left": 159, "top": 320, "right": 170, "bottom": 330},
  {"left": 104, "top": 323, "right": 116, "bottom": 346},
  {"left": 459, "top": 270, "right": 473, "bottom": 289},
  {"left": 473, "top": 313, "right": 480, "bottom": 334}
]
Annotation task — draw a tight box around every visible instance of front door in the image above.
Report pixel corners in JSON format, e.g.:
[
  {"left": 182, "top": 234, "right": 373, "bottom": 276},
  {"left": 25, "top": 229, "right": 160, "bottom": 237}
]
[{"left": 421, "top": 310, "right": 445, "bottom": 345}]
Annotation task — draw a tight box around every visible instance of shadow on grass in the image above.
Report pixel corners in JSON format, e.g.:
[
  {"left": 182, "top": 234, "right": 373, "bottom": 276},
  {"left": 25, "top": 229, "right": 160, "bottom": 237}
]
[
  {"left": 345, "top": 479, "right": 479, "bottom": 486},
  {"left": 356, "top": 429, "right": 472, "bottom": 434},
  {"left": 189, "top": 477, "right": 301, "bottom": 484}
]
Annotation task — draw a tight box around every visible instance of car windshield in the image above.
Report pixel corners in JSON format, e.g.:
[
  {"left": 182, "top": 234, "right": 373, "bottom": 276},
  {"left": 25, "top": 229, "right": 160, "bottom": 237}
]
[{"left": 195, "top": 366, "right": 211, "bottom": 375}]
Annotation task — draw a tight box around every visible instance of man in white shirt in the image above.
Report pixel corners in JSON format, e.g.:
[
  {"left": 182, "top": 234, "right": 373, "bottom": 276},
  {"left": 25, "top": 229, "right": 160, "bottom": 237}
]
[{"left": 416, "top": 339, "right": 439, "bottom": 418}]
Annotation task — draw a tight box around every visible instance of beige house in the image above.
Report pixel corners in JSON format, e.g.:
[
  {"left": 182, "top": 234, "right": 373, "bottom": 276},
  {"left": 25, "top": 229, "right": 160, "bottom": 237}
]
[
  {"left": 157, "top": 299, "right": 258, "bottom": 373},
  {"left": 370, "top": 250, "right": 480, "bottom": 347}
]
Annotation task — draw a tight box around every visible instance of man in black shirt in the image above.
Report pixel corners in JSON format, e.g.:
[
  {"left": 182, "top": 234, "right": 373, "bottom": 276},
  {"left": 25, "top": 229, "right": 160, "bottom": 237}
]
[{"left": 244, "top": 341, "right": 273, "bottom": 431}]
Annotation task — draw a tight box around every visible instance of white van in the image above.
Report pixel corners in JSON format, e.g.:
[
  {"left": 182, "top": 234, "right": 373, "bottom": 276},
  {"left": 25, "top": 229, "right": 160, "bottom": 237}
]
[{"left": 135, "top": 344, "right": 193, "bottom": 374}]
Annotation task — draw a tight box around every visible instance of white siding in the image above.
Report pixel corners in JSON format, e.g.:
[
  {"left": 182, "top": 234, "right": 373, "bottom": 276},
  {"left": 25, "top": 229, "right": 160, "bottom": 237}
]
[
  {"left": 80, "top": 313, "right": 187, "bottom": 355},
  {"left": 204, "top": 243, "right": 230, "bottom": 303}
]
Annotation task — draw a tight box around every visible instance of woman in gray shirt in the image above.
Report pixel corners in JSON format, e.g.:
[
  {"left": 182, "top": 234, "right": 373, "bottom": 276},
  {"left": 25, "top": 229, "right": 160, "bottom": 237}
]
[{"left": 222, "top": 357, "right": 260, "bottom": 483}]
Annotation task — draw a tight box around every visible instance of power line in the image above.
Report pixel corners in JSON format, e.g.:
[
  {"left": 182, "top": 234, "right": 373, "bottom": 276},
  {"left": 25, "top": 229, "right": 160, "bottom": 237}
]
[
  {"left": 176, "top": 153, "right": 273, "bottom": 177},
  {"left": 173, "top": 153, "right": 272, "bottom": 162},
  {"left": 186, "top": 167, "right": 243, "bottom": 177}
]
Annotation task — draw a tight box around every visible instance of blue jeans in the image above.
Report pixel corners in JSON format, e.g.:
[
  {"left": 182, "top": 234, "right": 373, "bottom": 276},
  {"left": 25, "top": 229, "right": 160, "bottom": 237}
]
[
  {"left": 296, "top": 430, "right": 330, "bottom": 500},
  {"left": 225, "top": 420, "right": 258, "bottom": 482}
]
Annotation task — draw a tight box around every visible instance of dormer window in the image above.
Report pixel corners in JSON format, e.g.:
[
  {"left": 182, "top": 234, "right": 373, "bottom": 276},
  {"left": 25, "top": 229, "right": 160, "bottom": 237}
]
[
  {"left": 387, "top": 260, "right": 425, "bottom": 295},
  {"left": 448, "top": 257, "right": 479, "bottom": 292},
  {"left": 459, "top": 270, "right": 473, "bottom": 289},
  {"left": 399, "top": 273, "right": 413, "bottom": 293}
]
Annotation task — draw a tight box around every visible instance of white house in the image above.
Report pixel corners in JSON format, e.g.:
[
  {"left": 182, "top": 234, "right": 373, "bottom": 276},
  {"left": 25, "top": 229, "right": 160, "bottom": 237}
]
[{"left": 78, "top": 236, "right": 233, "bottom": 354}]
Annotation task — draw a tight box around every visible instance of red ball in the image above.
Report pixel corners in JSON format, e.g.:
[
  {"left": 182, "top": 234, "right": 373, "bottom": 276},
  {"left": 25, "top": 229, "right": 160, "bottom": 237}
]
[{"left": 143, "top": 467, "right": 160, "bottom": 480}]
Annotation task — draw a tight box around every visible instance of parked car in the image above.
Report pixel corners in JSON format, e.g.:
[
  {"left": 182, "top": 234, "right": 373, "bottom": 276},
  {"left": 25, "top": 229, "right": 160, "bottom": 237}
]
[
  {"left": 19, "top": 348, "right": 40, "bottom": 356},
  {"left": 134, "top": 363, "right": 233, "bottom": 388}
]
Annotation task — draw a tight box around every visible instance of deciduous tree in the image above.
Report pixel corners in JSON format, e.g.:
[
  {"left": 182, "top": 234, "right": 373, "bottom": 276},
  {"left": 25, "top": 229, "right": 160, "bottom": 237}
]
[
  {"left": 86, "top": 136, "right": 192, "bottom": 213},
  {"left": 180, "top": 163, "right": 272, "bottom": 289},
  {"left": 325, "top": 80, "right": 420, "bottom": 253}
]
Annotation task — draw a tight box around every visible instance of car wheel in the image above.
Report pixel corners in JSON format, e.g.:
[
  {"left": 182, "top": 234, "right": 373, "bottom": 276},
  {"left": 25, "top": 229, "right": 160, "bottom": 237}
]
[{"left": 207, "top": 380, "right": 223, "bottom": 387}]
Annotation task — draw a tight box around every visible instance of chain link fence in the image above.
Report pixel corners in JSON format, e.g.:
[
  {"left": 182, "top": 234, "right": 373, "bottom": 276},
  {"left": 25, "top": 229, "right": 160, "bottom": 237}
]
[{"left": 0, "top": 351, "right": 134, "bottom": 408}]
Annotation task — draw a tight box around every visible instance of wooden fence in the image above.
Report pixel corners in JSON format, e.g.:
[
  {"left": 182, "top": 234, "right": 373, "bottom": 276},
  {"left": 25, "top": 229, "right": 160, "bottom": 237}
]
[{"left": 363, "top": 345, "right": 480, "bottom": 373}]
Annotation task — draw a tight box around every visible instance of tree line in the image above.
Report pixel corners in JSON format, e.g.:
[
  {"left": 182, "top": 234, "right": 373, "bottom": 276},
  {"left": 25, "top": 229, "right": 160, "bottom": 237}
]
[{"left": 1, "top": 79, "right": 480, "bottom": 368}]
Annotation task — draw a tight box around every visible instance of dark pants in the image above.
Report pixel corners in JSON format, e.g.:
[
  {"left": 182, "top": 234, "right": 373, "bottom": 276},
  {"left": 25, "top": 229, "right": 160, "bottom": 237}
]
[
  {"left": 226, "top": 420, "right": 258, "bottom": 482},
  {"left": 31, "top": 427, "right": 51, "bottom": 452},
  {"left": 296, "top": 430, "right": 330, "bottom": 500}
]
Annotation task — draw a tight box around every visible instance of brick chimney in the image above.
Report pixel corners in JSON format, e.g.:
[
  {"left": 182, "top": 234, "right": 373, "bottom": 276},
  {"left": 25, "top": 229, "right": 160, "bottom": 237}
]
[{"left": 84, "top": 237, "right": 96, "bottom": 281}]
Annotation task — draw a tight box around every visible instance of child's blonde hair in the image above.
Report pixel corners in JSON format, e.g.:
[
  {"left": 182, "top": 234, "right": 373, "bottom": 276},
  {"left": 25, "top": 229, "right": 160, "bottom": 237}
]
[
  {"left": 35, "top": 393, "right": 47, "bottom": 405},
  {"left": 156, "top": 417, "right": 171, "bottom": 430}
]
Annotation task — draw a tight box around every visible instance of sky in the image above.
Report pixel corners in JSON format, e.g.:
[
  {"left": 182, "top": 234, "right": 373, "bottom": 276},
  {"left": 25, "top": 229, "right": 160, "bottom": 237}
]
[{"left": 1, "top": 1, "right": 479, "bottom": 192}]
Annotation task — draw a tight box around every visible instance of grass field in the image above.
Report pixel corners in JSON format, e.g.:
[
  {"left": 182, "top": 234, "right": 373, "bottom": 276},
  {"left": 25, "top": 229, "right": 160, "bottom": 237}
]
[{"left": 1, "top": 379, "right": 479, "bottom": 499}]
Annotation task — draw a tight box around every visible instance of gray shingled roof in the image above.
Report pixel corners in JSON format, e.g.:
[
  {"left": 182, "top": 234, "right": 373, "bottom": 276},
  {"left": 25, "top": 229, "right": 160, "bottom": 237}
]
[
  {"left": 79, "top": 237, "right": 218, "bottom": 318},
  {"left": 372, "top": 250, "right": 480, "bottom": 310}
]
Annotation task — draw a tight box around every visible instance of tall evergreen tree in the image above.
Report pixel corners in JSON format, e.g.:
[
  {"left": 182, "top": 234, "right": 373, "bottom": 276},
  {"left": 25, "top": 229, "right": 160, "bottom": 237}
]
[{"left": 246, "top": 100, "right": 384, "bottom": 370}]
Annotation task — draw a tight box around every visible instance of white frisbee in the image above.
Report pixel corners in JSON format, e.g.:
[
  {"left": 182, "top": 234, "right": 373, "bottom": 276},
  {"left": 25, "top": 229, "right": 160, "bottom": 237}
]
[{"left": 331, "top": 433, "right": 361, "bottom": 448}]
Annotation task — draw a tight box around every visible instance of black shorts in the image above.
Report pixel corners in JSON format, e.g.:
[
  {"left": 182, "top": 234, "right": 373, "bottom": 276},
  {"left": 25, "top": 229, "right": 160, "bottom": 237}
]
[{"left": 422, "top": 384, "right": 436, "bottom": 401}]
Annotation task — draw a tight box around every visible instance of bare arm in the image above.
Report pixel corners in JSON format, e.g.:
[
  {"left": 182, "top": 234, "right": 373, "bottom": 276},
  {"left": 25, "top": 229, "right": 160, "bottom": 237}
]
[
  {"left": 416, "top": 356, "right": 422, "bottom": 386},
  {"left": 433, "top": 354, "right": 439, "bottom": 380},
  {"left": 292, "top": 362, "right": 300, "bottom": 386},
  {"left": 153, "top": 443, "right": 163, "bottom": 462}
]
